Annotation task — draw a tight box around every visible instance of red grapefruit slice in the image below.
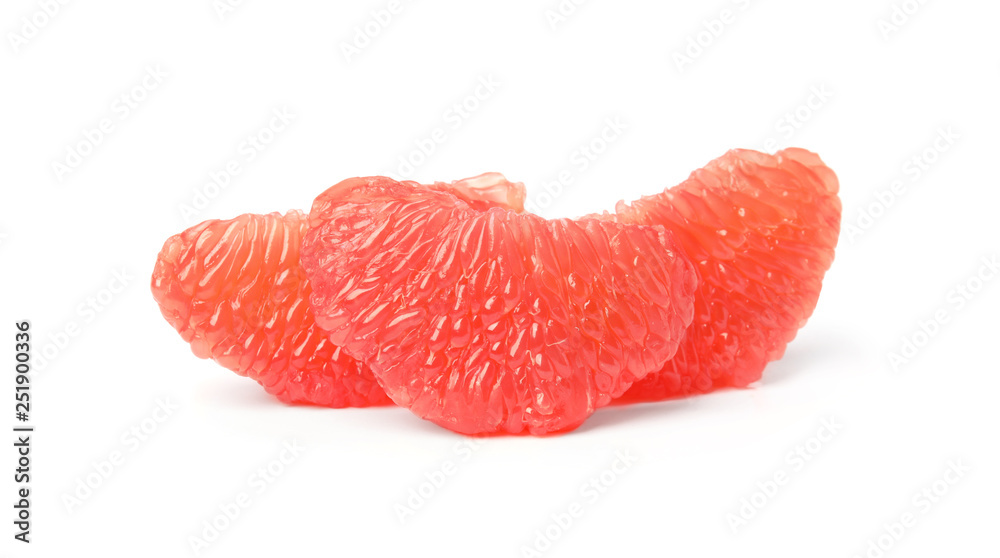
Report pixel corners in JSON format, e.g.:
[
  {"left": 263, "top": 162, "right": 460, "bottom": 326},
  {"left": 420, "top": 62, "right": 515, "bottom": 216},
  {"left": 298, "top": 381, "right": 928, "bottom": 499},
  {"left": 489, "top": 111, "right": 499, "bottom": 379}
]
[
  {"left": 150, "top": 174, "right": 525, "bottom": 407},
  {"left": 612, "top": 148, "right": 841, "bottom": 401},
  {"left": 301, "top": 176, "right": 697, "bottom": 434}
]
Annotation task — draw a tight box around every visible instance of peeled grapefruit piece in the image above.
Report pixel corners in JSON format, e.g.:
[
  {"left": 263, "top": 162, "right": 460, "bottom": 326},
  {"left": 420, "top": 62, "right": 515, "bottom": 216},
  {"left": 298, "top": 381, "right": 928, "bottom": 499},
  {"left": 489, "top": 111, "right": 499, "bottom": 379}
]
[
  {"left": 151, "top": 174, "right": 525, "bottom": 407},
  {"left": 611, "top": 148, "right": 841, "bottom": 401},
  {"left": 151, "top": 210, "right": 390, "bottom": 406},
  {"left": 301, "top": 176, "right": 697, "bottom": 435}
]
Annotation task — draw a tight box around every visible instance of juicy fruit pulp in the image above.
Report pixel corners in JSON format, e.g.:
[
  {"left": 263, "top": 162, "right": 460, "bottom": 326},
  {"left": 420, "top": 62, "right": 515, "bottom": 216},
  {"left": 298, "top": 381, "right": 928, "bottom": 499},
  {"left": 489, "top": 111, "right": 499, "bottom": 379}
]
[
  {"left": 151, "top": 210, "right": 389, "bottom": 406},
  {"left": 151, "top": 174, "right": 525, "bottom": 408},
  {"left": 150, "top": 148, "right": 841, "bottom": 435},
  {"left": 614, "top": 148, "right": 841, "bottom": 401},
  {"left": 301, "top": 177, "right": 696, "bottom": 435}
]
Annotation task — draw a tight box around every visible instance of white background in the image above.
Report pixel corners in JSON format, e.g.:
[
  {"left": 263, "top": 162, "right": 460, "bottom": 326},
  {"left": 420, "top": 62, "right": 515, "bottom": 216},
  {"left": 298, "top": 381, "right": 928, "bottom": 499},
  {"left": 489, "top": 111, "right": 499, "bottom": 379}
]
[{"left": 2, "top": 0, "right": 999, "bottom": 556}]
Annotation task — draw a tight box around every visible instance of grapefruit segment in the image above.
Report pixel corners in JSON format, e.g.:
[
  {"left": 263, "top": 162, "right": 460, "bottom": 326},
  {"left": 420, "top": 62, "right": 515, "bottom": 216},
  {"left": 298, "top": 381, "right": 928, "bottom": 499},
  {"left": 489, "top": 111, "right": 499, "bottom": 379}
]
[
  {"left": 612, "top": 148, "right": 841, "bottom": 401},
  {"left": 150, "top": 148, "right": 842, "bottom": 431},
  {"left": 150, "top": 174, "right": 525, "bottom": 408},
  {"left": 151, "top": 210, "right": 390, "bottom": 407},
  {"left": 301, "top": 176, "right": 697, "bottom": 435}
]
